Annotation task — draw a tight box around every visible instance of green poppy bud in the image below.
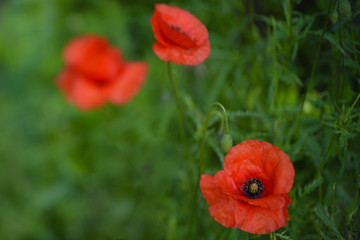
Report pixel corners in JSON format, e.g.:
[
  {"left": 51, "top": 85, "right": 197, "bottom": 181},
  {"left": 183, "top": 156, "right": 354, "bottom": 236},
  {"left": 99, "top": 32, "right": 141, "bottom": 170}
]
[
  {"left": 338, "top": 0, "right": 351, "bottom": 20},
  {"left": 330, "top": 10, "right": 338, "bottom": 24},
  {"left": 221, "top": 134, "right": 233, "bottom": 153}
]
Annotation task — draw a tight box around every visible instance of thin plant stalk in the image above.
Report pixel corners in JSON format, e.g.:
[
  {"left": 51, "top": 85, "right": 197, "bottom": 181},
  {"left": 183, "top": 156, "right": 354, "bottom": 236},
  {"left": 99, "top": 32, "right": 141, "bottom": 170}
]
[
  {"left": 271, "top": 17, "right": 279, "bottom": 111},
  {"left": 336, "top": 0, "right": 346, "bottom": 100},
  {"left": 285, "top": 0, "right": 333, "bottom": 145},
  {"left": 167, "top": 62, "right": 188, "bottom": 156},
  {"left": 270, "top": 232, "right": 277, "bottom": 240},
  {"left": 199, "top": 102, "right": 229, "bottom": 177},
  {"left": 188, "top": 102, "right": 230, "bottom": 237},
  {"left": 315, "top": 134, "right": 336, "bottom": 180},
  {"left": 316, "top": 134, "right": 336, "bottom": 203},
  {"left": 288, "top": 0, "right": 293, "bottom": 40}
]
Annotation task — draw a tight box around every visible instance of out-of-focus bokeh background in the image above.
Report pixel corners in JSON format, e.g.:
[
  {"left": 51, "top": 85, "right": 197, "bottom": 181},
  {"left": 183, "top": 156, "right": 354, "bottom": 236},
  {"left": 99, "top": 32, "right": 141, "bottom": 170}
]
[{"left": 0, "top": 0, "right": 359, "bottom": 239}]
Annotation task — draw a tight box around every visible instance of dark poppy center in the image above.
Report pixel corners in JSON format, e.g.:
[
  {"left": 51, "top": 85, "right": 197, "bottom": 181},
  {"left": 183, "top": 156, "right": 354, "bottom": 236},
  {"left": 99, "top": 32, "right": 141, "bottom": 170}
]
[{"left": 243, "top": 178, "right": 264, "bottom": 199}]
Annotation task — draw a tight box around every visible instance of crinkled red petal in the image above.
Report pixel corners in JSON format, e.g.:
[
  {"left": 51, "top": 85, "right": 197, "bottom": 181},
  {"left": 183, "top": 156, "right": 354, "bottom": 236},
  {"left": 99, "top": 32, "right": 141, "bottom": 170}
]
[
  {"left": 200, "top": 175, "right": 239, "bottom": 228},
  {"left": 151, "top": 11, "right": 174, "bottom": 47},
  {"left": 234, "top": 196, "right": 291, "bottom": 234},
  {"left": 56, "top": 69, "right": 106, "bottom": 110},
  {"left": 157, "top": 14, "right": 196, "bottom": 48},
  {"left": 224, "top": 140, "right": 294, "bottom": 194},
  {"left": 152, "top": 41, "right": 210, "bottom": 66},
  {"left": 106, "top": 62, "right": 148, "bottom": 105}
]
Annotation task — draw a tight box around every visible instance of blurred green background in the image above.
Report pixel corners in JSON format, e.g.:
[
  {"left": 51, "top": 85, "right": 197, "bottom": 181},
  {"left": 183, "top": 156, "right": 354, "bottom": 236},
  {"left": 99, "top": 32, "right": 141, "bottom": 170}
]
[{"left": 0, "top": 0, "right": 359, "bottom": 239}]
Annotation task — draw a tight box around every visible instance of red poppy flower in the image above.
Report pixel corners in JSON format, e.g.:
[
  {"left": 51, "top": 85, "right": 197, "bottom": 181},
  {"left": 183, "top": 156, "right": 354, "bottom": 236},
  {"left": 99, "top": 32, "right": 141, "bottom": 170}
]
[
  {"left": 56, "top": 34, "right": 148, "bottom": 110},
  {"left": 200, "top": 140, "right": 295, "bottom": 234},
  {"left": 150, "top": 3, "right": 210, "bottom": 65}
]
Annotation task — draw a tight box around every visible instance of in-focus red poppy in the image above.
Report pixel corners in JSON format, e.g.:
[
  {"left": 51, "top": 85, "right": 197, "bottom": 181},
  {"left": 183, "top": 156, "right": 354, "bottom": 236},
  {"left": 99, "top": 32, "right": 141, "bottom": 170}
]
[
  {"left": 150, "top": 3, "right": 210, "bottom": 65},
  {"left": 200, "top": 140, "right": 295, "bottom": 234},
  {"left": 56, "top": 34, "right": 148, "bottom": 110}
]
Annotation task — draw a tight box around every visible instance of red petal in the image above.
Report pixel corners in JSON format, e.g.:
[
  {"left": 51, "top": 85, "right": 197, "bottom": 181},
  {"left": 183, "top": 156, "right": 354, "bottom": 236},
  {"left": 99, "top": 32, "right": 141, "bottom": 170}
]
[
  {"left": 213, "top": 170, "right": 243, "bottom": 197},
  {"left": 106, "top": 62, "right": 148, "bottom": 105},
  {"left": 234, "top": 199, "right": 291, "bottom": 234},
  {"left": 152, "top": 41, "right": 210, "bottom": 66},
  {"left": 151, "top": 11, "right": 179, "bottom": 47},
  {"left": 200, "top": 175, "right": 238, "bottom": 228},
  {"left": 224, "top": 140, "right": 294, "bottom": 194},
  {"left": 64, "top": 35, "right": 123, "bottom": 80},
  {"left": 64, "top": 35, "right": 108, "bottom": 64},
  {"left": 56, "top": 69, "right": 106, "bottom": 110},
  {"left": 157, "top": 13, "right": 196, "bottom": 48}
]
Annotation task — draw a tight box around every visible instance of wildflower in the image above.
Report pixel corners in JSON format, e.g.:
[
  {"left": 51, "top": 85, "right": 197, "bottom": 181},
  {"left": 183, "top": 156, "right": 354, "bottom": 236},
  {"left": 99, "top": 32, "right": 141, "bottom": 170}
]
[
  {"left": 56, "top": 34, "right": 148, "bottom": 110},
  {"left": 150, "top": 3, "right": 210, "bottom": 65},
  {"left": 200, "top": 140, "right": 295, "bottom": 234}
]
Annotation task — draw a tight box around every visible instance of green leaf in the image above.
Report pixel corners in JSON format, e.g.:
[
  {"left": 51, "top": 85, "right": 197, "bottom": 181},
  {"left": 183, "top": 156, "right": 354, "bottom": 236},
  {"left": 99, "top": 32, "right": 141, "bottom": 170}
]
[
  {"left": 320, "top": 231, "right": 333, "bottom": 240},
  {"left": 315, "top": 204, "right": 344, "bottom": 239},
  {"left": 275, "top": 231, "right": 292, "bottom": 240},
  {"left": 310, "top": 30, "right": 346, "bottom": 54},
  {"left": 301, "top": 177, "right": 323, "bottom": 197}
]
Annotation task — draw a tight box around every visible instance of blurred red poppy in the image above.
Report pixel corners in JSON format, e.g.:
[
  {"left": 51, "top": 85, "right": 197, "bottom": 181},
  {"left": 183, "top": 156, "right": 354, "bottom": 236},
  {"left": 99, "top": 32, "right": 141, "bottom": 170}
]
[
  {"left": 150, "top": 3, "right": 210, "bottom": 65},
  {"left": 200, "top": 140, "right": 295, "bottom": 234},
  {"left": 56, "top": 35, "right": 148, "bottom": 110}
]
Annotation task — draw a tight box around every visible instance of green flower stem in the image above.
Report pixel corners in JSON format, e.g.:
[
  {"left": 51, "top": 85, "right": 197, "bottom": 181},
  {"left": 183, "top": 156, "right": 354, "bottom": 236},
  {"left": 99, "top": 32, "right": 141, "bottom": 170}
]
[
  {"left": 316, "top": 134, "right": 336, "bottom": 203},
  {"left": 213, "top": 110, "right": 225, "bottom": 135},
  {"left": 284, "top": 0, "right": 294, "bottom": 61},
  {"left": 199, "top": 102, "right": 229, "bottom": 176},
  {"left": 271, "top": 17, "right": 279, "bottom": 111},
  {"left": 287, "top": 0, "right": 293, "bottom": 40},
  {"left": 167, "top": 62, "right": 188, "bottom": 156},
  {"left": 337, "top": 1, "right": 345, "bottom": 99},
  {"left": 270, "top": 232, "right": 277, "bottom": 240},
  {"left": 315, "top": 134, "right": 336, "bottom": 180},
  {"left": 188, "top": 102, "right": 229, "bottom": 236}
]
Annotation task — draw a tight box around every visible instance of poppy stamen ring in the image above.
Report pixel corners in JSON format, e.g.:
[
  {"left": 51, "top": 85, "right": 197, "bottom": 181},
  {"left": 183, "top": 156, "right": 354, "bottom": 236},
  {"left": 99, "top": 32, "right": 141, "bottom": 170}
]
[{"left": 243, "top": 178, "right": 264, "bottom": 199}]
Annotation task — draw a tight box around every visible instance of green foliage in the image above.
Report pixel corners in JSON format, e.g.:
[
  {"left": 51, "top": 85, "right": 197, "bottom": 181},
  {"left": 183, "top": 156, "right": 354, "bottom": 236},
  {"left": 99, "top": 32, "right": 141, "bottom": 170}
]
[
  {"left": 0, "top": 0, "right": 359, "bottom": 239},
  {"left": 315, "top": 204, "right": 344, "bottom": 240}
]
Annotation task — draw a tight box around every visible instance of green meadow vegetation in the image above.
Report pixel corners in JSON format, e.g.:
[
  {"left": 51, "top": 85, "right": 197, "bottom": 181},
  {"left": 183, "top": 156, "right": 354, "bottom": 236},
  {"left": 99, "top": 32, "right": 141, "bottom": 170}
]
[{"left": 0, "top": 0, "right": 359, "bottom": 239}]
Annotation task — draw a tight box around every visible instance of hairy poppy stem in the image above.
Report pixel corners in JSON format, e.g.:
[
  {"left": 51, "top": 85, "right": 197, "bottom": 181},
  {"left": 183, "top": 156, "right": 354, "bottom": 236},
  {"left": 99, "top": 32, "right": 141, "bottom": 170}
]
[
  {"left": 188, "top": 102, "right": 229, "bottom": 235},
  {"left": 199, "top": 102, "right": 230, "bottom": 172},
  {"left": 271, "top": 17, "right": 279, "bottom": 111},
  {"left": 286, "top": 0, "right": 294, "bottom": 40},
  {"left": 199, "top": 102, "right": 229, "bottom": 176},
  {"left": 193, "top": 102, "right": 229, "bottom": 227},
  {"left": 316, "top": 134, "right": 336, "bottom": 179},
  {"left": 167, "top": 62, "right": 188, "bottom": 156},
  {"left": 269, "top": 232, "right": 277, "bottom": 240},
  {"left": 213, "top": 110, "right": 225, "bottom": 134}
]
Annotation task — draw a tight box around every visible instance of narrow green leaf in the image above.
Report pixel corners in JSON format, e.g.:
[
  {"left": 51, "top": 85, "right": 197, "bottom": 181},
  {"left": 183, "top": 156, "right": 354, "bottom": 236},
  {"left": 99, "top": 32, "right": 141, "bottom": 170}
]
[
  {"left": 301, "top": 177, "right": 323, "bottom": 197},
  {"left": 315, "top": 204, "right": 344, "bottom": 239}
]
